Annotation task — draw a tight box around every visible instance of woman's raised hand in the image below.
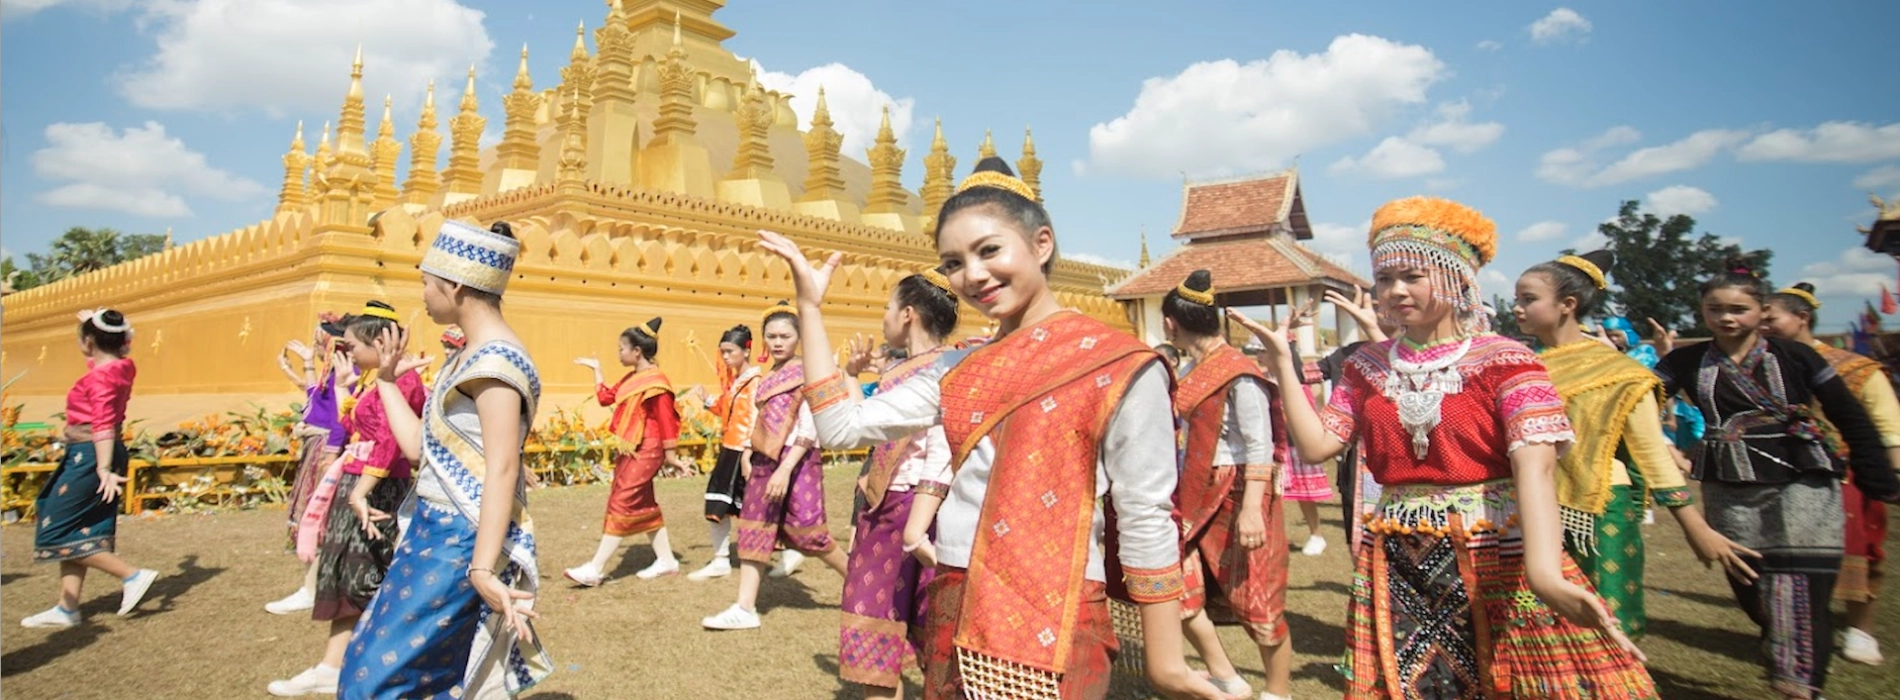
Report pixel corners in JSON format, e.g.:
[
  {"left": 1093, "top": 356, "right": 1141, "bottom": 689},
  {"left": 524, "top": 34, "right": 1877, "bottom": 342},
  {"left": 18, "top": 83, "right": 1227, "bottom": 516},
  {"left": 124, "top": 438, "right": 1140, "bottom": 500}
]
[
  {"left": 373, "top": 325, "right": 418, "bottom": 381},
  {"left": 1225, "top": 308, "right": 1291, "bottom": 359},
  {"left": 573, "top": 356, "right": 601, "bottom": 371},
  {"left": 756, "top": 230, "right": 841, "bottom": 309},
  {"left": 842, "top": 333, "right": 877, "bottom": 376}
]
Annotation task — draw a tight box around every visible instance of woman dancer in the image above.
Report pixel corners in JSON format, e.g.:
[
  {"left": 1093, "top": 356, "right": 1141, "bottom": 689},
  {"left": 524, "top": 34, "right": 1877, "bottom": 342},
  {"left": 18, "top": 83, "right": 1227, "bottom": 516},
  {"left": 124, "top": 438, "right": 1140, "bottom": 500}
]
[
  {"left": 1164, "top": 271, "right": 1293, "bottom": 700},
  {"left": 1511, "top": 251, "right": 1753, "bottom": 640},
  {"left": 22, "top": 309, "right": 159, "bottom": 628},
  {"left": 1656, "top": 262, "right": 1898, "bottom": 698},
  {"left": 701, "top": 302, "right": 849, "bottom": 630},
  {"left": 339, "top": 221, "right": 552, "bottom": 699},
  {"left": 762, "top": 158, "right": 1230, "bottom": 699},
  {"left": 835, "top": 270, "right": 958, "bottom": 699},
  {"left": 1235, "top": 196, "right": 1655, "bottom": 699},
  {"left": 268, "top": 315, "right": 353, "bottom": 615},
  {"left": 1764, "top": 282, "right": 1900, "bottom": 666},
  {"left": 688, "top": 325, "right": 763, "bottom": 581},
  {"left": 566, "top": 319, "right": 690, "bottom": 585},
  {"left": 1289, "top": 288, "right": 1391, "bottom": 548},
  {"left": 268, "top": 302, "right": 427, "bottom": 696}
]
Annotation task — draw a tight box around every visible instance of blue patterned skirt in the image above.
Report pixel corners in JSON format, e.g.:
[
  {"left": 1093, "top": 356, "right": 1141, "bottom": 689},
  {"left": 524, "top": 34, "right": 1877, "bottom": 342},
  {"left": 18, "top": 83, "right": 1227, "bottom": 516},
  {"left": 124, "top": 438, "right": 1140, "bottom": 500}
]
[
  {"left": 34, "top": 442, "right": 128, "bottom": 563},
  {"left": 340, "top": 499, "right": 540, "bottom": 698}
]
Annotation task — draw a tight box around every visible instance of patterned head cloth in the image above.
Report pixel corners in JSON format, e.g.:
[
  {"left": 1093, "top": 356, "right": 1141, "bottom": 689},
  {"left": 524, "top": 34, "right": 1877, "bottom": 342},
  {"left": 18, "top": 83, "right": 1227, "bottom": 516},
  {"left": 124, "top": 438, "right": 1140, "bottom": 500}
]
[
  {"left": 440, "top": 326, "right": 466, "bottom": 350},
  {"left": 1367, "top": 197, "right": 1497, "bottom": 333},
  {"left": 420, "top": 220, "right": 518, "bottom": 295}
]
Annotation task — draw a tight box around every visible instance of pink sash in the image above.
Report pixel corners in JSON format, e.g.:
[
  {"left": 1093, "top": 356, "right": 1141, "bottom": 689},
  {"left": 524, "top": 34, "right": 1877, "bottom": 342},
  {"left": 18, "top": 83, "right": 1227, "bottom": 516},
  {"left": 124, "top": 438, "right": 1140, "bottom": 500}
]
[{"left": 294, "top": 452, "right": 349, "bottom": 563}]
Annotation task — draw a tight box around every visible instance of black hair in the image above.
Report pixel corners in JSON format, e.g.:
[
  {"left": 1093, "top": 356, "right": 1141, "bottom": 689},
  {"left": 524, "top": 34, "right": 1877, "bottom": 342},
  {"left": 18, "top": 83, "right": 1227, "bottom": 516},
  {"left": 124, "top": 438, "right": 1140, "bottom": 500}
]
[
  {"left": 1153, "top": 343, "right": 1181, "bottom": 367},
  {"left": 935, "top": 157, "right": 1057, "bottom": 274},
  {"left": 1160, "top": 269, "right": 1221, "bottom": 336},
  {"left": 719, "top": 324, "right": 753, "bottom": 350},
  {"left": 1524, "top": 249, "right": 1616, "bottom": 319},
  {"left": 78, "top": 309, "right": 130, "bottom": 354},
  {"left": 1768, "top": 282, "right": 1820, "bottom": 330},
  {"left": 894, "top": 274, "right": 959, "bottom": 340},
  {"left": 462, "top": 221, "right": 516, "bottom": 306},
  {"left": 1698, "top": 255, "right": 1770, "bottom": 304},
  {"left": 346, "top": 301, "right": 399, "bottom": 345},
  {"left": 621, "top": 317, "right": 662, "bottom": 359}
]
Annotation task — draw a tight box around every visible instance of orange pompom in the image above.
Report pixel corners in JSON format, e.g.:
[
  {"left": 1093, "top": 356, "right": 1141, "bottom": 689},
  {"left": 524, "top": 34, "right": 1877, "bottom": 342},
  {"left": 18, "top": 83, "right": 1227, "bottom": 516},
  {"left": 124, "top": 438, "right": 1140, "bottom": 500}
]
[{"left": 1368, "top": 196, "right": 1498, "bottom": 266}]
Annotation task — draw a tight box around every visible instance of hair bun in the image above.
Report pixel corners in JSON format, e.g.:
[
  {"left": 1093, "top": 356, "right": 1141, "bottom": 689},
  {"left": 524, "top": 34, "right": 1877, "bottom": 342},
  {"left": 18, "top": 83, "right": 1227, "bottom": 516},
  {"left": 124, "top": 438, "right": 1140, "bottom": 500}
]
[
  {"left": 1723, "top": 255, "right": 1757, "bottom": 277},
  {"left": 1581, "top": 249, "right": 1616, "bottom": 272},
  {"left": 1794, "top": 281, "right": 1816, "bottom": 294},
  {"left": 488, "top": 221, "right": 516, "bottom": 240},
  {"left": 971, "top": 156, "right": 1016, "bottom": 177},
  {"left": 1184, "top": 269, "right": 1213, "bottom": 292},
  {"left": 647, "top": 317, "right": 664, "bottom": 331},
  {"left": 366, "top": 300, "right": 395, "bottom": 312}
]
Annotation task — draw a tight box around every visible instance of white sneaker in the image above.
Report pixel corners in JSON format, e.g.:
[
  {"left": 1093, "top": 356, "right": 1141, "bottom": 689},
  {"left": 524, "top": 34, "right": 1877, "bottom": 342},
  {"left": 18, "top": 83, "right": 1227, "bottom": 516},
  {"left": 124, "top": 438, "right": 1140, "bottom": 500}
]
[
  {"left": 768, "top": 549, "right": 805, "bottom": 578},
  {"left": 1843, "top": 627, "right": 1885, "bottom": 665},
  {"left": 20, "top": 606, "right": 81, "bottom": 629},
  {"left": 563, "top": 563, "right": 605, "bottom": 588},
  {"left": 1260, "top": 692, "right": 1293, "bottom": 700},
  {"left": 267, "top": 664, "right": 340, "bottom": 696},
  {"left": 265, "top": 587, "right": 316, "bottom": 615},
  {"left": 701, "top": 604, "right": 761, "bottom": 630},
  {"left": 119, "top": 569, "right": 158, "bottom": 615},
  {"left": 1301, "top": 534, "right": 1327, "bottom": 556},
  {"left": 635, "top": 558, "right": 680, "bottom": 580},
  {"left": 686, "top": 559, "right": 732, "bottom": 581}
]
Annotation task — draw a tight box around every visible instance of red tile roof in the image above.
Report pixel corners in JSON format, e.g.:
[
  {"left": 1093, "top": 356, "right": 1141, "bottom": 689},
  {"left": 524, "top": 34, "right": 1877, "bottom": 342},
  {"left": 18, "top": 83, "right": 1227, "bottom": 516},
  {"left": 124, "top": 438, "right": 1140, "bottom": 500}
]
[
  {"left": 1106, "top": 235, "right": 1367, "bottom": 299},
  {"left": 1173, "top": 169, "right": 1306, "bottom": 240}
]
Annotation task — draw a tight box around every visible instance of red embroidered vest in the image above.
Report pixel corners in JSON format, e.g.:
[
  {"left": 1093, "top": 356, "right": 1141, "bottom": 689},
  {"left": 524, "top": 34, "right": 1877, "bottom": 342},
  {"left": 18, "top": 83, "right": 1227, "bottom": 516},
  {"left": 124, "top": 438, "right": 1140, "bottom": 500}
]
[{"left": 1173, "top": 345, "right": 1268, "bottom": 546}]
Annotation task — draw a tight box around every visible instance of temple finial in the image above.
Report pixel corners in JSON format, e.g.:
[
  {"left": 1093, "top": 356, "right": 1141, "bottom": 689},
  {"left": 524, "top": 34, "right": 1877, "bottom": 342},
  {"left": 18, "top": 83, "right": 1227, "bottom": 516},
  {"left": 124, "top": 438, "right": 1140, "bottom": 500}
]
[
  {"left": 513, "top": 44, "right": 532, "bottom": 91},
  {"left": 571, "top": 22, "right": 588, "bottom": 61}
]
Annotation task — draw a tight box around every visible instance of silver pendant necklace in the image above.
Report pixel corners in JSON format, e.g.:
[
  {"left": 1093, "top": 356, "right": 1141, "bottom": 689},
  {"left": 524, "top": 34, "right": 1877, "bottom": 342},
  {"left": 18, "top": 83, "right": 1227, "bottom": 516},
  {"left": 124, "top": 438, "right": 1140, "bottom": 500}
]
[{"left": 1384, "top": 337, "right": 1473, "bottom": 459}]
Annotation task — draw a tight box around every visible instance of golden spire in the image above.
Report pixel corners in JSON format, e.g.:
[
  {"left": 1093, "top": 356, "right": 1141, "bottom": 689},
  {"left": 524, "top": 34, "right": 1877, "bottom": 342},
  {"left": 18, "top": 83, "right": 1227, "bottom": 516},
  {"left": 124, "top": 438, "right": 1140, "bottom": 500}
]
[
  {"left": 592, "top": 0, "right": 636, "bottom": 104},
  {"left": 799, "top": 86, "right": 846, "bottom": 202},
  {"left": 369, "top": 94, "right": 402, "bottom": 209},
  {"left": 1016, "top": 126, "right": 1043, "bottom": 202},
  {"left": 164, "top": 226, "right": 174, "bottom": 251},
  {"left": 560, "top": 22, "right": 595, "bottom": 133},
  {"left": 275, "top": 120, "right": 309, "bottom": 215},
  {"left": 1139, "top": 227, "right": 1151, "bottom": 268},
  {"left": 443, "top": 65, "right": 485, "bottom": 197},
  {"left": 651, "top": 10, "right": 697, "bottom": 143},
  {"left": 570, "top": 20, "right": 588, "bottom": 62},
  {"left": 306, "top": 121, "right": 333, "bottom": 201},
  {"left": 727, "top": 73, "right": 776, "bottom": 179},
  {"left": 557, "top": 84, "right": 588, "bottom": 186},
  {"left": 978, "top": 128, "right": 996, "bottom": 159},
  {"left": 496, "top": 45, "right": 542, "bottom": 172},
  {"left": 327, "top": 44, "right": 372, "bottom": 183},
  {"left": 863, "top": 104, "right": 908, "bottom": 214},
  {"left": 920, "top": 117, "right": 955, "bottom": 217},
  {"left": 401, "top": 80, "right": 442, "bottom": 205}
]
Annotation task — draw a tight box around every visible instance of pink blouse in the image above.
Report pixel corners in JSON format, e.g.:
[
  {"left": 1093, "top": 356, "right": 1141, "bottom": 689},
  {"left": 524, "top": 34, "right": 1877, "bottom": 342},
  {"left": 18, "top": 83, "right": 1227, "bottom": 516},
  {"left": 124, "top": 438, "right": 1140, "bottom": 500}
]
[
  {"left": 339, "top": 371, "right": 426, "bottom": 479},
  {"left": 65, "top": 358, "right": 136, "bottom": 439}
]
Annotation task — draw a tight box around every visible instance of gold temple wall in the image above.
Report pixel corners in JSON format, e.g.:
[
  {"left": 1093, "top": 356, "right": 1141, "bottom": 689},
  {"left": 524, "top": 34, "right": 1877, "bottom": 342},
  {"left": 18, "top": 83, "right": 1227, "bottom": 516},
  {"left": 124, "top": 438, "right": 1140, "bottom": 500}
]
[{"left": 1, "top": 182, "right": 1129, "bottom": 427}]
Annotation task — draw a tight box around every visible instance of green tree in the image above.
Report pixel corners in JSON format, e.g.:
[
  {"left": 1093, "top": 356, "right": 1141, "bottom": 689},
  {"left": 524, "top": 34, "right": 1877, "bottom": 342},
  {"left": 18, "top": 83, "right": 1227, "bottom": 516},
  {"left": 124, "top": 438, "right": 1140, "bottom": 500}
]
[
  {"left": 1489, "top": 293, "right": 1522, "bottom": 338},
  {"left": 1, "top": 255, "right": 40, "bottom": 292},
  {"left": 12, "top": 227, "right": 170, "bottom": 287},
  {"left": 1570, "top": 201, "right": 1772, "bottom": 337}
]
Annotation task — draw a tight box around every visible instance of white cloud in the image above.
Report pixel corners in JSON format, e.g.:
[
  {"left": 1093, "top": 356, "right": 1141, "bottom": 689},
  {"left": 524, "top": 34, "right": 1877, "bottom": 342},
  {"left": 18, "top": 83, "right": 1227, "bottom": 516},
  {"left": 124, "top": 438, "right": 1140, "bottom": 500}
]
[
  {"left": 115, "top": 0, "right": 492, "bottom": 116},
  {"left": 1800, "top": 248, "right": 1897, "bottom": 309},
  {"left": 0, "top": 0, "right": 133, "bottom": 21},
  {"left": 1332, "top": 100, "right": 1502, "bottom": 180},
  {"left": 1085, "top": 34, "right": 1446, "bottom": 178},
  {"left": 1530, "top": 8, "right": 1592, "bottom": 44},
  {"left": 1644, "top": 185, "right": 1719, "bottom": 218},
  {"left": 1572, "top": 230, "right": 1609, "bottom": 251},
  {"left": 1475, "top": 40, "right": 1503, "bottom": 52},
  {"left": 1853, "top": 165, "right": 1900, "bottom": 192},
  {"left": 1330, "top": 137, "right": 1445, "bottom": 179},
  {"left": 1517, "top": 221, "right": 1568, "bottom": 242},
  {"left": 1408, "top": 101, "right": 1504, "bottom": 154},
  {"left": 1063, "top": 252, "right": 1135, "bottom": 270},
  {"left": 1538, "top": 127, "right": 1747, "bottom": 188},
  {"left": 31, "top": 121, "right": 266, "bottom": 218},
  {"left": 1738, "top": 122, "right": 1900, "bottom": 164},
  {"left": 753, "top": 62, "right": 915, "bottom": 160},
  {"left": 1309, "top": 221, "right": 1371, "bottom": 273},
  {"left": 1480, "top": 268, "right": 1512, "bottom": 291}
]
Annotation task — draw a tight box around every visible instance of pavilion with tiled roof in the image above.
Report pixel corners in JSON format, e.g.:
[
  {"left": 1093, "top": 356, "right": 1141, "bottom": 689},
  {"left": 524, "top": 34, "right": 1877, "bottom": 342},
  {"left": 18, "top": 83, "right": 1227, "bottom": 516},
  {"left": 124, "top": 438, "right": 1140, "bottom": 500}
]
[{"left": 1107, "top": 167, "right": 1368, "bottom": 352}]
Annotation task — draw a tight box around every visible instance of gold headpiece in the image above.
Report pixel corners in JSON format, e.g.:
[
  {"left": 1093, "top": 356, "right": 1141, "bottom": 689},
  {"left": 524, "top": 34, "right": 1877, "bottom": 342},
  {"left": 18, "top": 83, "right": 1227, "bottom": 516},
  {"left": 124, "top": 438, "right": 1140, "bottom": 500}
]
[
  {"left": 762, "top": 301, "right": 797, "bottom": 323},
  {"left": 1174, "top": 282, "right": 1215, "bottom": 306},
  {"left": 918, "top": 268, "right": 954, "bottom": 295},
  {"left": 1778, "top": 286, "right": 1822, "bottom": 309},
  {"left": 955, "top": 171, "right": 1038, "bottom": 202},
  {"left": 359, "top": 302, "right": 400, "bottom": 321},
  {"left": 1555, "top": 255, "right": 1607, "bottom": 290},
  {"left": 640, "top": 319, "right": 661, "bottom": 337}
]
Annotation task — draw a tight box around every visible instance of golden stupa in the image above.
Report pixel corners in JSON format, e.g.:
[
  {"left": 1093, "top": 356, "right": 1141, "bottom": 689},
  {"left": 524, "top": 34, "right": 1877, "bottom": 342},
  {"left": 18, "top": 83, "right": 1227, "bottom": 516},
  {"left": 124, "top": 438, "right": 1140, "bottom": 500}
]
[{"left": 0, "top": 1, "right": 1129, "bottom": 425}]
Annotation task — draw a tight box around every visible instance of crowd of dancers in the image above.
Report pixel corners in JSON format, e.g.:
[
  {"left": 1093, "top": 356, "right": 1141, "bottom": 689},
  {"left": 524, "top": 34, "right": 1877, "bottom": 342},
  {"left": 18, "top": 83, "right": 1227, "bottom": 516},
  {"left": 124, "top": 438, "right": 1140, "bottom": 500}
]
[{"left": 19, "top": 156, "right": 1900, "bottom": 700}]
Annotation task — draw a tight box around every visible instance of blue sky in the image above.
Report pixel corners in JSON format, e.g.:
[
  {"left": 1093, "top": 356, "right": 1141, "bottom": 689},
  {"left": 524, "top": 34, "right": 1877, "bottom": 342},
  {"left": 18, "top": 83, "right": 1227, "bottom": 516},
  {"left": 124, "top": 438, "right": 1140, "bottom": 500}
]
[{"left": 4, "top": 1, "right": 1897, "bottom": 332}]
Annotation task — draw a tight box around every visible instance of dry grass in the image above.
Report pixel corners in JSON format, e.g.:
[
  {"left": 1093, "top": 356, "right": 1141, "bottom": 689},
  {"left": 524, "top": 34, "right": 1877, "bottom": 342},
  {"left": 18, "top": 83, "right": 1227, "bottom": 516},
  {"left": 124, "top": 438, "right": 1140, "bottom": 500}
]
[{"left": 4, "top": 468, "right": 1897, "bottom": 699}]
